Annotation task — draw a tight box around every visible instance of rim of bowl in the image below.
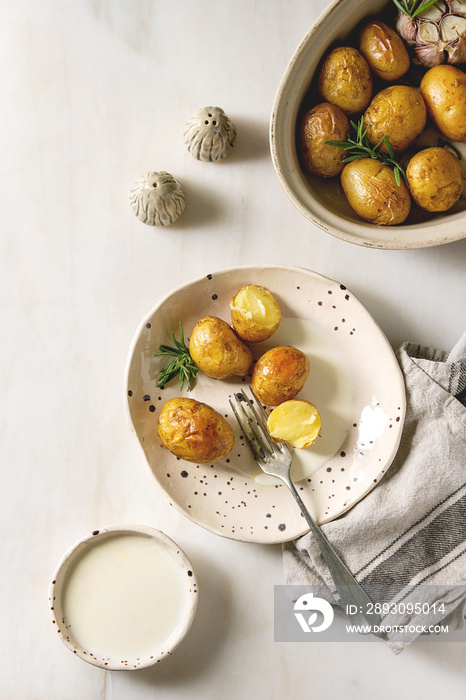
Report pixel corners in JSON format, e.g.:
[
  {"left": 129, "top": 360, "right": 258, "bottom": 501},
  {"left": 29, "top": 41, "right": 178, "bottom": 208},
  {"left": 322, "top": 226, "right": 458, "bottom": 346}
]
[{"left": 49, "top": 524, "right": 198, "bottom": 670}]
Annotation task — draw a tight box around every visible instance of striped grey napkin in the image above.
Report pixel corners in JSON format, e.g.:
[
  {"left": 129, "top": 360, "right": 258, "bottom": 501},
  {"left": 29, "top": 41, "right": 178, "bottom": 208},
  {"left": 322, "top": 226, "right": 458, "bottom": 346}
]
[{"left": 283, "top": 331, "right": 466, "bottom": 653}]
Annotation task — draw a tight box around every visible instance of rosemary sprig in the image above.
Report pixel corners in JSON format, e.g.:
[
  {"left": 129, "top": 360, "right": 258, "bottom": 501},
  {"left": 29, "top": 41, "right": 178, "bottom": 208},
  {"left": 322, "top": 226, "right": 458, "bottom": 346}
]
[
  {"left": 391, "top": 0, "right": 440, "bottom": 20},
  {"left": 153, "top": 322, "right": 198, "bottom": 391},
  {"left": 325, "top": 117, "right": 407, "bottom": 186}
]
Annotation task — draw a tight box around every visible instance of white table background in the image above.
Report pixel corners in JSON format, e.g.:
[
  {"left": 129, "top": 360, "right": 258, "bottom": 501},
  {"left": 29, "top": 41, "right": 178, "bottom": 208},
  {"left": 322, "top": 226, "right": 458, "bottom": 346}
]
[{"left": 2, "top": 1, "right": 466, "bottom": 698}]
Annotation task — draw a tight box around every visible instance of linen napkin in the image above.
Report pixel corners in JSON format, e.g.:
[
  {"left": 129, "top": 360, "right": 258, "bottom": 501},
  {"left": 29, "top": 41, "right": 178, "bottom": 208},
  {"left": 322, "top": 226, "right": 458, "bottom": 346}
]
[{"left": 283, "top": 331, "right": 466, "bottom": 654}]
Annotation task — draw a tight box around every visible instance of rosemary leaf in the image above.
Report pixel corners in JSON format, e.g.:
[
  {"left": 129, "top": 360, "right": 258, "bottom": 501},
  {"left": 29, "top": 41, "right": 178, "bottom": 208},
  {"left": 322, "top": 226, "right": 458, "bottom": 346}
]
[
  {"left": 392, "top": 0, "right": 440, "bottom": 19},
  {"left": 153, "top": 322, "right": 198, "bottom": 391},
  {"left": 343, "top": 154, "right": 372, "bottom": 162},
  {"left": 322, "top": 139, "right": 348, "bottom": 148},
  {"left": 383, "top": 136, "right": 396, "bottom": 160},
  {"left": 324, "top": 116, "right": 407, "bottom": 186},
  {"left": 411, "top": 0, "right": 440, "bottom": 19},
  {"left": 391, "top": 0, "right": 410, "bottom": 16}
]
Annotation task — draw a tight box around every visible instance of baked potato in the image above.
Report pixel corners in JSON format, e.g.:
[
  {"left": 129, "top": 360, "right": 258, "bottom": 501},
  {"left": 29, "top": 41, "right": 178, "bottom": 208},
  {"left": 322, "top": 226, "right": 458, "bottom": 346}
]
[
  {"left": 252, "top": 345, "right": 310, "bottom": 407},
  {"left": 230, "top": 284, "right": 281, "bottom": 343},
  {"left": 420, "top": 65, "right": 466, "bottom": 142},
  {"left": 341, "top": 158, "right": 411, "bottom": 225},
  {"left": 157, "top": 397, "right": 234, "bottom": 463},
  {"left": 267, "top": 399, "right": 321, "bottom": 449},
  {"left": 406, "top": 147, "right": 465, "bottom": 212},
  {"left": 318, "top": 46, "right": 373, "bottom": 115},
  {"left": 358, "top": 20, "right": 410, "bottom": 82},
  {"left": 189, "top": 316, "right": 253, "bottom": 379},
  {"left": 299, "top": 102, "right": 350, "bottom": 178},
  {"left": 363, "top": 85, "right": 427, "bottom": 153}
]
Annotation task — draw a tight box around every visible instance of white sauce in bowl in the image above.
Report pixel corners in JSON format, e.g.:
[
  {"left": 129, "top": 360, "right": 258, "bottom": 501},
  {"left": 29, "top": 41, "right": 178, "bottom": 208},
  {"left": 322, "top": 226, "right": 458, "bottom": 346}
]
[{"left": 55, "top": 530, "right": 197, "bottom": 668}]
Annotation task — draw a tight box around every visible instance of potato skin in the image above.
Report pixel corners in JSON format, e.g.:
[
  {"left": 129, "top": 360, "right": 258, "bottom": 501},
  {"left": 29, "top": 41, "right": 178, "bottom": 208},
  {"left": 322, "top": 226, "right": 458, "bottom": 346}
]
[
  {"left": 406, "top": 147, "right": 465, "bottom": 212},
  {"left": 157, "top": 397, "right": 234, "bottom": 463},
  {"left": 318, "top": 46, "right": 373, "bottom": 115},
  {"left": 252, "top": 346, "right": 310, "bottom": 407},
  {"left": 358, "top": 20, "right": 410, "bottom": 82},
  {"left": 420, "top": 65, "right": 466, "bottom": 142},
  {"left": 189, "top": 316, "right": 253, "bottom": 379},
  {"left": 230, "top": 284, "right": 281, "bottom": 343},
  {"left": 341, "top": 158, "right": 411, "bottom": 225},
  {"left": 363, "top": 85, "right": 426, "bottom": 153},
  {"left": 299, "top": 103, "right": 350, "bottom": 177}
]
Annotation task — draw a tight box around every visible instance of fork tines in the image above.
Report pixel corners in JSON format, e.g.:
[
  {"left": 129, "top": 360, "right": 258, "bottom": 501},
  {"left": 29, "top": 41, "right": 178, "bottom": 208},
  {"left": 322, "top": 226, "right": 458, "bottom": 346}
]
[
  {"left": 229, "top": 388, "right": 271, "bottom": 461},
  {"left": 229, "top": 387, "right": 288, "bottom": 465}
]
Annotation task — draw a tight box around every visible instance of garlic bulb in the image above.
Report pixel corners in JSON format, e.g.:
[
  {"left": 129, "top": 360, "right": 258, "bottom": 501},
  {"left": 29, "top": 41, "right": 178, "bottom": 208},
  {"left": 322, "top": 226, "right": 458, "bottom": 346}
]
[{"left": 396, "top": 0, "right": 466, "bottom": 66}]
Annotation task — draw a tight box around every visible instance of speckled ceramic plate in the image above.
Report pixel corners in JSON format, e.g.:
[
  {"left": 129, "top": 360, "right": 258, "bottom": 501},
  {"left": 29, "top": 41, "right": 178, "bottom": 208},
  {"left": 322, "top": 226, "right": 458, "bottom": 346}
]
[{"left": 125, "top": 265, "right": 405, "bottom": 543}]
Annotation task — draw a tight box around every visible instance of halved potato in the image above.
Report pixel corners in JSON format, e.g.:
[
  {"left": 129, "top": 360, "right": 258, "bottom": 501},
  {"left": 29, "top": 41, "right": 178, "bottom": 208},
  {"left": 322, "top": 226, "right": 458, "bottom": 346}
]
[
  {"left": 267, "top": 399, "right": 321, "bottom": 449},
  {"left": 230, "top": 284, "right": 281, "bottom": 343}
]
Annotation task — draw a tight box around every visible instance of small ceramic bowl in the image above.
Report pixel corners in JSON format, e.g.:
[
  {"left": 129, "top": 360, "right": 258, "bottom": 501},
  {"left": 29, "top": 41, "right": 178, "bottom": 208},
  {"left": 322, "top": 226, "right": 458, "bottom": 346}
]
[
  {"left": 270, "top": 0, "right": 466, "bottom": 249},
  {"left": 49, "top": 525, "right": 198, "bottom": 670}
]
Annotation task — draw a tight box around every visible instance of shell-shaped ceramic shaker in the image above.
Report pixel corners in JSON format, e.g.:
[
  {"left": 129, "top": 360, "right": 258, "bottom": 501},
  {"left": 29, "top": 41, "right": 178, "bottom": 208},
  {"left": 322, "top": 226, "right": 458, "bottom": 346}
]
[
  {"left": 184, "top": 106, "right": 237, "bottom": 162},
  {"left": 130, "top": 171, "right": 186, "bottom": 226}
]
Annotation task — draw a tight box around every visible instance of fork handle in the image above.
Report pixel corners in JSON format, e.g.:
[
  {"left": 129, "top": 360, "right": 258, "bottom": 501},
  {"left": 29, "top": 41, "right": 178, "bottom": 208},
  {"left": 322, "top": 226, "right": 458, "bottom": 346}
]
[{"left": 283, "top": 475, "right": 383, "bottom": 630}]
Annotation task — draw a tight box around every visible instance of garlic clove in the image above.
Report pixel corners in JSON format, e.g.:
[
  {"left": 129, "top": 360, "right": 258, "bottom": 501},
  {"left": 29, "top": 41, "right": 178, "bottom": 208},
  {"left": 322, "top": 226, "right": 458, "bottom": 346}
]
[
  {"left": 413, "top": 42, "right": 446, "bottom": 65},
  {"left": 418, "top": 20, "right": 441, "bottom": 43},
  {"left": 446, "top": 35, "right": 466, "bottom": 62},
  {"left": 450, "top": 0, "right": 466, "bottom": 13},
  {"left": 417, "top": 1, "right": 446, "bottom": 22},
  {"left": 440, "top": 14, "right": 466, "bottom": 41},
  {"left": 396, "top": 12, "right": 418, "bottom": 42}
]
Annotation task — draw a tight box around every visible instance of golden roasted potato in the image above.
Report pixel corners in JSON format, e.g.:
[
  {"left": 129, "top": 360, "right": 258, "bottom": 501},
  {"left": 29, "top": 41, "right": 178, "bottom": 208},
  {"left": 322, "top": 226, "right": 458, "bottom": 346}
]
[
  {"left": 230, "top": 284, "right": 281, "bottom": 343},
  {"left": 406, "top": 147, "right": 465, "bottom": 212},
  {"left": 363, "top": 85, "right": 427, "bottom": 153},
  {"left": 299, "top": 102, "right": 350, "bottom": 178},
  {"left": 318, "top": 46, "right": 373, "bottom": 115},
  {"left": 420, "top": 65, "right": 466, "bottom": 142},
  {"left": 267, "top": 399, "right": 321, "bottom": 449},
  {"left": 252, "top": 346, "right": 310, "bottom": 407},
  {"left": 189, "top": 316, "right": 252, "bottom": 379},
  {"left": 358, "top": 20, "right": 410, "bottom": 82},
  {"left": 341, "top": 158, "right": 411, "bottom": 225},
  {"left": 158, "top": 397, "right": 234, "bottom": 463}
]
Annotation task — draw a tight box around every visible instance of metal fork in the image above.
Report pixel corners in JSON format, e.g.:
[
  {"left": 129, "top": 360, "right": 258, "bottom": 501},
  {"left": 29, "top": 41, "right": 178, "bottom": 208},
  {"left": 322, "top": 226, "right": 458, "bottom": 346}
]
[{"left": 229, "top": 387, "right": 384, "bottom": 634}]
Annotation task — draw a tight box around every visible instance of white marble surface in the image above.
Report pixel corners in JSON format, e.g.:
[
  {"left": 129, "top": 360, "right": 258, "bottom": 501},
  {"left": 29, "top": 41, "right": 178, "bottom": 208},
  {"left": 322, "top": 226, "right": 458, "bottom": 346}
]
[{"left": 2, "top": 1, "right": 466, "bottom": 698}]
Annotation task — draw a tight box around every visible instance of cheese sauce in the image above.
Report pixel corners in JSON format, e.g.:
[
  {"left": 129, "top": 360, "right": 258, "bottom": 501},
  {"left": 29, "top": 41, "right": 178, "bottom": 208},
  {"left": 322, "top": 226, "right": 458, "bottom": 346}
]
[{"left": 61, "top": 534, "right": 192, "bottom": 660}]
